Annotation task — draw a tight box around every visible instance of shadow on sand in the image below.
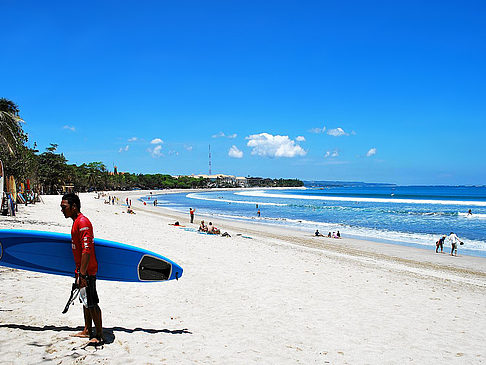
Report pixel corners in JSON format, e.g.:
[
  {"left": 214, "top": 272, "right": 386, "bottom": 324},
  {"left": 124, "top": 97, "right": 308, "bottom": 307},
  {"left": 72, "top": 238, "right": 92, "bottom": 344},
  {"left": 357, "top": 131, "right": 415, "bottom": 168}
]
[{"left": 0, "top": 323, "right": 192, "bottom": 346}]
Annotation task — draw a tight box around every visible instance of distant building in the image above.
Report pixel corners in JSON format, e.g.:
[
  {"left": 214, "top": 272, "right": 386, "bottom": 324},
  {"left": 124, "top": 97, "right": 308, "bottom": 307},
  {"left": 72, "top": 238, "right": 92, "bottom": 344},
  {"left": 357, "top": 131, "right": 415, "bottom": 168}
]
[
  {"left": 235, "top": 177, "right": 248, "bottom": 187},
  {"left": 189, "top": 174, "right": 248, "bottom": 187}
]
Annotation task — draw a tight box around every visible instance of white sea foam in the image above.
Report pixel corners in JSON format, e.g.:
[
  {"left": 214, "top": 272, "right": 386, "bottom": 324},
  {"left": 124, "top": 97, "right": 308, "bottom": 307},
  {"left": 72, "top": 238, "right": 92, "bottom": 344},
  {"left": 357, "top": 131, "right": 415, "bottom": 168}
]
[
  {"left": 186, "top": 193, "right": 286, "bottom": 206},
  {"left": 235, "top": 190, "right": 486, "bottom": 207}
]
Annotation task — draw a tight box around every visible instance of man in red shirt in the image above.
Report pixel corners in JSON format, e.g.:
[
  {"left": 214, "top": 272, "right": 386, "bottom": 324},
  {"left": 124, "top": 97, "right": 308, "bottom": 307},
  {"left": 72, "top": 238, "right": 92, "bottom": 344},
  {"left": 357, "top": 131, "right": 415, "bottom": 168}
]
[{"left": 61, "top": 193, "right": 103, "bottom": 345}]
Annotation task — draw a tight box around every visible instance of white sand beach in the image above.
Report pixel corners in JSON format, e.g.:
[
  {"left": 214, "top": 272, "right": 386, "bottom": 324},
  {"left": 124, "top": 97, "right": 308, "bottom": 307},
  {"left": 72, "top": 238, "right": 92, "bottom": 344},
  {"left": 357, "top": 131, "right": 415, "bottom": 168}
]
[{"left": 1, "top": 191, "right": 485, "bottom": 364}]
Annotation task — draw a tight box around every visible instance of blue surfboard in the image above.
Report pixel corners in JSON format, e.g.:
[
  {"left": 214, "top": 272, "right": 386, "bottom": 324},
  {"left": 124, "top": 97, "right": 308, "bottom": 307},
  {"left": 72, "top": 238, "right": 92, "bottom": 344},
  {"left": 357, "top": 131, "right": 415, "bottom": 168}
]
[{"left": 0, "top": 229, "right": 183, "bottom": 282}]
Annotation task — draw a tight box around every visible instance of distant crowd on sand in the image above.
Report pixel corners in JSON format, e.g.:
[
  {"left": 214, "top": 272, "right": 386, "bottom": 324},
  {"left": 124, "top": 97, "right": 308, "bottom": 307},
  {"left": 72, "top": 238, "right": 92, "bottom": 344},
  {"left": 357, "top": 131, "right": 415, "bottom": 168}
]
[
  {"left": 94, "top": 193, "right": 469, "bottom": 257},
  {"left": 436, "top": 232, "right": 464, "bottom": 256},
  {"left": 315, "top": 229, "right": 341, "bottom": 239}
]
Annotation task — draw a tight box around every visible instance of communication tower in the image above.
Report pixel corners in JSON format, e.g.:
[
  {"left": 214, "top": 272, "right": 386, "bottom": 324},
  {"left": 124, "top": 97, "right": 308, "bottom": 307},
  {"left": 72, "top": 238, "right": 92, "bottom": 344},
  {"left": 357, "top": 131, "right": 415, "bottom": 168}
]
[{"left": 208, "top": 144, "right": 212, "bottom": 175}]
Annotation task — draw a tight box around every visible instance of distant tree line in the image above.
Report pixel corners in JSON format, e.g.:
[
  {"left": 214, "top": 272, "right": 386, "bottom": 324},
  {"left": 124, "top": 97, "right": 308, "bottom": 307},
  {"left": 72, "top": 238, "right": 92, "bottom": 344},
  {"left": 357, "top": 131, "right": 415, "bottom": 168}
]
[{"left": 0, "top": 98, "right": 303, "bottom": 194}]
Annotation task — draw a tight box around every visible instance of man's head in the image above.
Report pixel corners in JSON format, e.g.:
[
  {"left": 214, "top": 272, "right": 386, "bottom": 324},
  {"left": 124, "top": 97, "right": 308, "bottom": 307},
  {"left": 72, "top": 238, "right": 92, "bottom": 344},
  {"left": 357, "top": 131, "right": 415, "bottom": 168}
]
[{"left": 61, "top": 193, "right": 81, "bottom": 219}]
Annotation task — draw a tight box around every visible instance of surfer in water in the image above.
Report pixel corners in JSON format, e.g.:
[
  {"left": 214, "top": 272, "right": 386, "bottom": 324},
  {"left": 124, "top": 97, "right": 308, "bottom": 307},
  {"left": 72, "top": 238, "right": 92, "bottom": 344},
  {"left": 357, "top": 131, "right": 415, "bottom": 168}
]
[{"left": 61, "top": 193, "right": 103, "bottom": 345}]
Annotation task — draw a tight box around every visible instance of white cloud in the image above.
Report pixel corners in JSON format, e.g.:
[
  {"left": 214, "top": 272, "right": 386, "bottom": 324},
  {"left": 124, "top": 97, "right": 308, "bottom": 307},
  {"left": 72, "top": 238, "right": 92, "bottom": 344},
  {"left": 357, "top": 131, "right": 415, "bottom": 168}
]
[
  {"left": 118, "top": 145, "right": 129, "bottom": 153},
  {"left": 185, "top": 145, "right": 193, "bottom": 151},
  {"left": 212, "top": 132, "right": 237, "bottom": 139},
  {"left": 296, "top": 136, "right": 306, "bottom": 142},
  {"left": 150, "top": 138, "right": 163, "bottom": 145},
  {"left": 327, "top": 127, "right": 348, "bottom": 137},
  {"left": 63, "top": 125, "right": 76, "bottom": 132},
  {"left": 150, "top": 145, "right": 163, "bottom": 157},
  {"left": 128, "top": 137, "right": 137, "bottom": 142},
  {"left": 212, "top": 132, "right": 225, "bottom": 138},
  {"left": 366, "top": 148, "right": 377, "bottom": 157},
  {"left": 310, "top": 126, "right": 326, "bottom": 134},
  {"left": 324, "top": 150, "right": 339, "bottom": 158},
  {"left": 228, "top": 145, "right": 243, "bottom": 158},
  {"left": 246, "top": 133, "right": 306, "bottom": 158}
]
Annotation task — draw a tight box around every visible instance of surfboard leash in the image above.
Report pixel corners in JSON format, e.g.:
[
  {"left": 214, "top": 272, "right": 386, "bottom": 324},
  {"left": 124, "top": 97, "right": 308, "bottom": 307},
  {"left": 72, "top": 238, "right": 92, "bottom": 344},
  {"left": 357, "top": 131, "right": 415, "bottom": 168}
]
[{"left": 62, "top": 282, "right": 80, "bottom": 314}]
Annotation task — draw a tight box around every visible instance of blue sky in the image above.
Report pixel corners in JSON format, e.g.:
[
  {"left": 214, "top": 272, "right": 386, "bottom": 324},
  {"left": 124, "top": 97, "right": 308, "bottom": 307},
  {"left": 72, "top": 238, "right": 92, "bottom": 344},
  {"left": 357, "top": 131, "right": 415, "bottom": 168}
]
[{"left": 1, "top": 0, "right": 485, "bottom": 185}]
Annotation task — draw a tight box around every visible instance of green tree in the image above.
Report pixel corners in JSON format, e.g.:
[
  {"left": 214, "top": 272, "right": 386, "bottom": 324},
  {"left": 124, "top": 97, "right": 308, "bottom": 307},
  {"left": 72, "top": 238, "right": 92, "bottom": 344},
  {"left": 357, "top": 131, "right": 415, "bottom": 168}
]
[
  {"left": 37, "top": 144, "right": 69, "bottom": 194},
  {"left": 0, "top": 98, "right": 26, "bottom": 156},
  {"left": 0, "top": 98, "right": 30, "bottom": 184}
]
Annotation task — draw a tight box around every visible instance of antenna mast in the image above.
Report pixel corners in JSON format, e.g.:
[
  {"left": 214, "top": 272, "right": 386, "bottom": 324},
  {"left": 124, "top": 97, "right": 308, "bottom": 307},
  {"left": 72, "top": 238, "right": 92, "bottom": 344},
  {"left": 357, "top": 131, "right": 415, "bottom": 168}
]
[{"left": 208, "top": 144, "right": 212, "bottom": 175}]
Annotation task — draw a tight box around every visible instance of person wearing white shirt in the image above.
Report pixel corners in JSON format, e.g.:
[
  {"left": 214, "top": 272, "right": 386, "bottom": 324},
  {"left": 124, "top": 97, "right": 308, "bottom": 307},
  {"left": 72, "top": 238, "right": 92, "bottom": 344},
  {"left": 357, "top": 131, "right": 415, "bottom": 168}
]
[{"left": 448, "top": 232, "right": 462, "bottom": 256}]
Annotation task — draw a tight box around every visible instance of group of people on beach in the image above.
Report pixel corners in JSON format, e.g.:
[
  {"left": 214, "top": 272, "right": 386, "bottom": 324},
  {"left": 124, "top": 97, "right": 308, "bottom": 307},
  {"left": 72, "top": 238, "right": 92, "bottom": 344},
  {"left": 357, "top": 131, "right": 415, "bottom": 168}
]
[
  {"left": 198, "top": 220, "right": 221, "bottom": 235},
  {"left": 315, "top": 229, "right": 341, "bottom": 238},
  {"left": 189, "top": 209, "right": 230, "bottom": 236},
  {"left": 436, "top": 232, "right": 464, "bottom": 256}
]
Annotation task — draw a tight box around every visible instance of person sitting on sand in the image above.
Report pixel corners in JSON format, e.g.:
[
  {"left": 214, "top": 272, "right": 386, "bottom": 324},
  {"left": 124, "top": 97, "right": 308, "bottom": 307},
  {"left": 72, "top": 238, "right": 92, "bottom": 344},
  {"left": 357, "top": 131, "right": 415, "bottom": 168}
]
[
  {"left": 336, "top": 230, "right": 341, "bottom": 238},
  {"left": 315, "top": 229, "right": 324, "bottom": 237},
  {"left": 127, "top": 207, "right": 135, "bottom": 214},
  {"left": 207, "top": 222, "right": 220, "bottom": 235},
  {"left": 327, "top": 232, "right": 331, "bottom": 238},
  {"left": 198, "top": 220, "right": 208, "bottom": 232}
]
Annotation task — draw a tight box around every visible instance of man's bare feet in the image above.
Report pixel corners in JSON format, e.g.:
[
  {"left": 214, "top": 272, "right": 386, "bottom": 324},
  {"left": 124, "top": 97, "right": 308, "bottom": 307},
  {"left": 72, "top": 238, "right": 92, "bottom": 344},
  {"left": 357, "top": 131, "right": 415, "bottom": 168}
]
[
  {"left": 71, "top": 331, "right": 90, "bottom": 338},
  {"left": 87, "top": 337, "right": 104, "bottom": 346}
]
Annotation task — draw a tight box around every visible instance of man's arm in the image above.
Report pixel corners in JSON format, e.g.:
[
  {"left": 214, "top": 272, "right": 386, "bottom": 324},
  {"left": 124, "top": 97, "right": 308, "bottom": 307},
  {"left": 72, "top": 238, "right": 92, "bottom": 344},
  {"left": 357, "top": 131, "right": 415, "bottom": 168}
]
[{"left": 78, "top": 252, "right": 91, "bottom": 287}]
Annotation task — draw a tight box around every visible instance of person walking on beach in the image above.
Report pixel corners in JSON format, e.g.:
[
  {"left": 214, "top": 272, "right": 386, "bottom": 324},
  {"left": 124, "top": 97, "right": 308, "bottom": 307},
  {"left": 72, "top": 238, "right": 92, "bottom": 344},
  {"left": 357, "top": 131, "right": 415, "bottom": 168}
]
[
  {"left": 257, "top": 209, "right": 260, "bottom": 217},
  {"left": 448, "top": 232, "right": 462, "bottom": 256},
  {"left": 61, "top": 193, "right": 103, "bottom": 345},
  {"left": 189, "top": 208, "right": 195, "bottom": 223}
]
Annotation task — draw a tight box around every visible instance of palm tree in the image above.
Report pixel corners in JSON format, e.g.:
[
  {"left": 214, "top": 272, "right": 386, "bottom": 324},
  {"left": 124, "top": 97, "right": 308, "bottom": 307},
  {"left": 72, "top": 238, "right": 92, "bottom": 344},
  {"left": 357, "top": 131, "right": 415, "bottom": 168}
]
[{"left": 0, "top": 98, "right": 25, "bottom": 155}]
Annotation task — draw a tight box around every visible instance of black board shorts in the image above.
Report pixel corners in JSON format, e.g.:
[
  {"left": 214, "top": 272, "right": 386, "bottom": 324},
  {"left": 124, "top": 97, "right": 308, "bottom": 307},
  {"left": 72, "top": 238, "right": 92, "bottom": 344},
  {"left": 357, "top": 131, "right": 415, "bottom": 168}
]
[{"left": 86, "top": 276, "right": 99, "bottom": 308}]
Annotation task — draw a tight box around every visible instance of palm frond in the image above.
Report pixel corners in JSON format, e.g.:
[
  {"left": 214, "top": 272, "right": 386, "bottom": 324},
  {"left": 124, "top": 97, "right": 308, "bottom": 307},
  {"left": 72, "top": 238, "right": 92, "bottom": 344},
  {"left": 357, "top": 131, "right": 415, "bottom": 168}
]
[{"left": 0, "top": 111, "right": 24, "bottom": 155}]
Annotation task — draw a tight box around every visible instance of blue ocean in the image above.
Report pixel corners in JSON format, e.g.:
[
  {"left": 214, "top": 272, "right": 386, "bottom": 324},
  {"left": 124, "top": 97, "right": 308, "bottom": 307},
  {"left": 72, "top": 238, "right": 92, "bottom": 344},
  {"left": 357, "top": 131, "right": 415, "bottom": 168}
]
[{"left": 143, "top": 184, "right": 486, "bottom": 257}]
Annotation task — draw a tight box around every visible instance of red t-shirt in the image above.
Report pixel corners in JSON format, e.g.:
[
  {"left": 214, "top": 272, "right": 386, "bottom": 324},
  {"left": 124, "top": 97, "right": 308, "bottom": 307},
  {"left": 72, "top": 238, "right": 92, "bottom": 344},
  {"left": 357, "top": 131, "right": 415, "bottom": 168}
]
[{"left": 71, "top": 213, "right": 98, "bottom": 275}]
